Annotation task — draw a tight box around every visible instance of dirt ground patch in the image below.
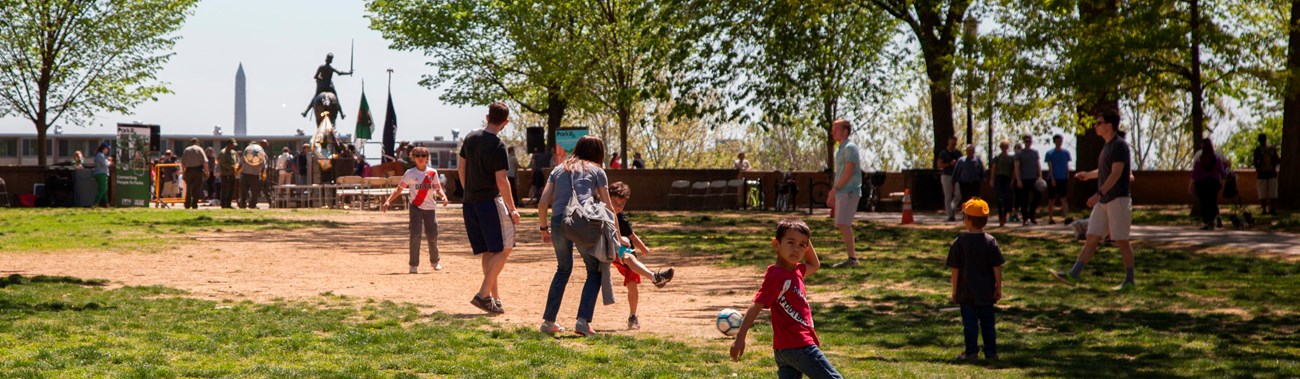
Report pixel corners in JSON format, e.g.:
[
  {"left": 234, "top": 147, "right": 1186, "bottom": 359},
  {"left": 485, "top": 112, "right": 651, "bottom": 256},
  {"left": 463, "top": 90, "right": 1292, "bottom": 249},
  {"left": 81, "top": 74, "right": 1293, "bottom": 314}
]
[{"left": 3, "top": 209, "right": 819, "bottom": 341}]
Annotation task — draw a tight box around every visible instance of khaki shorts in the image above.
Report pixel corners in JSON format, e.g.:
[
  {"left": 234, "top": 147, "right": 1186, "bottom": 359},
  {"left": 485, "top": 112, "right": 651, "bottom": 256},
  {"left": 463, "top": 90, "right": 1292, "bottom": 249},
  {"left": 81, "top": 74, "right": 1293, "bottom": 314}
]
[
  {"left": 1257, "top": 178, "right": 1278, "bottom": 199},
  {"left": 1087, "top": 197, "right": 1132, "bottom": 241},
  {"left": 834, "top": 192, "right": 860, "bottom": 227}
]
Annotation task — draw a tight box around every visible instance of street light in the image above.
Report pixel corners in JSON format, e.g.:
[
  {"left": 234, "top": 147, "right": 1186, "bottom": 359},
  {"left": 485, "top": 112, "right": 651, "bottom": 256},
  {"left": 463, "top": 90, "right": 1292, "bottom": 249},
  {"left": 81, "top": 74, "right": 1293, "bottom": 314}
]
[{"left": 963, "top": 14, "right": 978, "bottom": 147}]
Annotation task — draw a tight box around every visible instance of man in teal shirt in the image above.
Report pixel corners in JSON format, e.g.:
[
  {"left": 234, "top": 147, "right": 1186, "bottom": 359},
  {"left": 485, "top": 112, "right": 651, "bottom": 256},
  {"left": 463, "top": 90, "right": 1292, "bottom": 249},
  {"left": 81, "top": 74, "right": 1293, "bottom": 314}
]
[{"left": 828, "top": 119, "right": 862, "bottom": 268}]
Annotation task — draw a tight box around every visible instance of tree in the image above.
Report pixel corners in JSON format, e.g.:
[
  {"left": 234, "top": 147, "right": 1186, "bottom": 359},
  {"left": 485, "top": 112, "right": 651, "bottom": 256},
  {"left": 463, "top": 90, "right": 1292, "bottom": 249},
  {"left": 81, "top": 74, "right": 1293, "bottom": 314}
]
[
  {"left": 677, "top": 0, "right": 897, "bottom": 169},
  {"left": 868, "top": 0, "right": 972, "bottom": 167},
  {"left": 0, "top": 0, "right": 199, "bottom": 166},
  {"left": 1283, "top": 0, "right": 1300, "bottom": 209},
  {"left": 367, "top": 0, "right": 589, "bottom": 151},
  {"left": 578, "top": 0, "right": 684, "bottom": 168}
]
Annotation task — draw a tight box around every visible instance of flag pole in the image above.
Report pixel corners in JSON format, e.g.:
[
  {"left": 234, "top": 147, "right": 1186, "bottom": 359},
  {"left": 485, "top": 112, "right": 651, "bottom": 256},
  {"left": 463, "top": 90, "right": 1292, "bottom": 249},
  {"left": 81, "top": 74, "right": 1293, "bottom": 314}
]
[{"left": 349, "top": 39, "right": 354, "bottom": 73}]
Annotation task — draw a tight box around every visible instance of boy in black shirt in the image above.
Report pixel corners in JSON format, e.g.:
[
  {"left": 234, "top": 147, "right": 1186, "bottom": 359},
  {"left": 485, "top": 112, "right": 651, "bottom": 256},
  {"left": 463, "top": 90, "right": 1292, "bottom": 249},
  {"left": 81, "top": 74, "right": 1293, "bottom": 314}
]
[
  {"left": 608, "top": 182, "right": 675, "bottom": 330},
  {"left": 946, "top": 197, "right": 1005, "bottom": 361}
]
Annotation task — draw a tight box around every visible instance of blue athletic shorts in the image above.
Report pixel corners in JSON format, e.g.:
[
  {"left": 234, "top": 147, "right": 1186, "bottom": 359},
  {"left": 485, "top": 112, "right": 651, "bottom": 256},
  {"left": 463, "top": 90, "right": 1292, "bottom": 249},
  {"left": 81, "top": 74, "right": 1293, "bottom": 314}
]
[{"left": 462, "top": 197, "right": 516, "bottom": 254}]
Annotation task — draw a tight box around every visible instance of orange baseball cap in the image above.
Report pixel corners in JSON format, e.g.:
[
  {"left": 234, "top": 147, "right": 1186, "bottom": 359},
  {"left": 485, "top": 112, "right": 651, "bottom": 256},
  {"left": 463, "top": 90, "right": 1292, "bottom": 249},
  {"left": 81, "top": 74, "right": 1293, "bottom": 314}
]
[{"left": 963, "top": 197, "right": 989, "bottom": 217}]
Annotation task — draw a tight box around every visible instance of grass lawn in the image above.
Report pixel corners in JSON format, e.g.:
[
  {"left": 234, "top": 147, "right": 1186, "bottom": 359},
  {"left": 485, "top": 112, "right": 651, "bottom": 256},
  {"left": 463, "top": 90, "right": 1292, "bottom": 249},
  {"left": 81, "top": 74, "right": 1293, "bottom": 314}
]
[
  {"left": 0, "top": 208, "right": 341, "bottom": 253},
  {"left": 1129, "top": 205, "right": 1300, "bottom": 233},
  {"left": 632, "top": 212, "right": 1300, "bottom": 377},
  {"left": 2, "top": 208, "right": 1297, "bottom": 377},
  {"left": 0, "top": 274, "right": 762, "bottom": 378}
]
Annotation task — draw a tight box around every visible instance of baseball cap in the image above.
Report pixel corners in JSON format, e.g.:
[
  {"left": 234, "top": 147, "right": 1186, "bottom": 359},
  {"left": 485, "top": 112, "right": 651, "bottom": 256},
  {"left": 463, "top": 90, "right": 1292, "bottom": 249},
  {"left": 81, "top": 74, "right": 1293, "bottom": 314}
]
[{"left": 962, "top": 197, "right": 989, "bottom": 217}]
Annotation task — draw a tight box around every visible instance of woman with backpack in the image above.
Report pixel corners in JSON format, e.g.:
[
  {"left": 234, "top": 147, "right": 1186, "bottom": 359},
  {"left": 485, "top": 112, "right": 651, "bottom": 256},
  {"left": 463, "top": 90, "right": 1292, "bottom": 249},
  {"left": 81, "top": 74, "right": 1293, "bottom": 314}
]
[
  {"left": 537, "top": 135, "right": 618, "bottom": 336},
  {"left": 1190, "top": 138, "right": 1229, "bottom": 230}
]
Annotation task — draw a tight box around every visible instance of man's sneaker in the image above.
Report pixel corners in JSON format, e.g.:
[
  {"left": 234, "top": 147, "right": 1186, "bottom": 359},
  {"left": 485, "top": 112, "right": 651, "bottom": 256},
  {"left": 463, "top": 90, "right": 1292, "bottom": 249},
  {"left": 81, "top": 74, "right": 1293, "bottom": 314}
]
[
  {"left": 575, "top": 318, "right": 596, "bottom": 336},
  {"left": 1049, "top": 270, "right": 1076, "bottom": 286},
  {"left": 493, "top": 297, "right": 504, "bottom": 313},
  {"left": 1112, "top": 281, "right": 1136, "bottom": 292},
  {"left": 652, "top": 268, "right": 675, "bottom": 288},
  {"left": 628, "top": 315, "right": 640, "bottom": 330},
  {"left": 540, "top": 321, "right": 566, "bottom": 335},
  {"left": 409, "top": 266, "right": 418, "bottom": 274},
  {"left": 832, "top": 258, "right": 859, "bottom": 268},
  {"left": 470, "top": 295, "right": 501, "bottom": 313},
  {"left": 955, "top": 352, "right": 979, "bottom": 361},
  {"left": 434, "top": 263, "right": 443, "bottom": 271}
]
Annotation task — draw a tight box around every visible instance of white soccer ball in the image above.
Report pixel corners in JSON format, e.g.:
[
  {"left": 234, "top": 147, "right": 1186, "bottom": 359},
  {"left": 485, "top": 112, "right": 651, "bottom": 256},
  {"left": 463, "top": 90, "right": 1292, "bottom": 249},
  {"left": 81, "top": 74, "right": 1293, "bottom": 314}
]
[
  {"left": 716, "top": 308, "right": 743, "bottom": 336},
  {"left": 1035, "top": 178, "right": 1048, "bottom": 192}
]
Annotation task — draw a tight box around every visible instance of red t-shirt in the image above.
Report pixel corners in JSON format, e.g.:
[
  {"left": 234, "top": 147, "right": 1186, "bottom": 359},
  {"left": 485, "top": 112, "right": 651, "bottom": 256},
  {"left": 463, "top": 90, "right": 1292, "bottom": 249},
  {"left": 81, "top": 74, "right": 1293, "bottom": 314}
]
[{"left": 753, "top": 263, "right": 820, "bottom": 350}]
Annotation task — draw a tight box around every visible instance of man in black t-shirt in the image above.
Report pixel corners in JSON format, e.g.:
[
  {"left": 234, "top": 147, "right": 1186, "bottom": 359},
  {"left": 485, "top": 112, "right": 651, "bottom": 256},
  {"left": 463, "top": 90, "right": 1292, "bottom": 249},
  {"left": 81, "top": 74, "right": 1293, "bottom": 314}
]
[
  {"left": 458, "top": 101, "right": 521, "bottom": 314},
  {"left": 1052, "top": 109, "right": 1137, "bottom": 292},
  {"left": 1252, "top": 133, "right": 1281, "bottom": 215}
]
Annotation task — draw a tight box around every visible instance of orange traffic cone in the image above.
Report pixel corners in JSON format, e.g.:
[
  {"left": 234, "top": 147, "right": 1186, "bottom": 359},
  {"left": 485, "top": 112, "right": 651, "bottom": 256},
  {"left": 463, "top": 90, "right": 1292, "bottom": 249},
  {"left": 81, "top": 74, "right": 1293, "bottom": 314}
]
[{"left": 901, "top": 189, "right": 914, "bottom": 225}]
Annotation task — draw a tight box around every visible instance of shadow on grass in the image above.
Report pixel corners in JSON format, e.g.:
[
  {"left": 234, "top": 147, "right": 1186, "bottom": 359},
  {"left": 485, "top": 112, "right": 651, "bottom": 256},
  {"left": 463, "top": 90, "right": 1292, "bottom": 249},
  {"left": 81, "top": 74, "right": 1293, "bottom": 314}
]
[{"left": 0, "top": 274, "right": 107, "bottom": 288}]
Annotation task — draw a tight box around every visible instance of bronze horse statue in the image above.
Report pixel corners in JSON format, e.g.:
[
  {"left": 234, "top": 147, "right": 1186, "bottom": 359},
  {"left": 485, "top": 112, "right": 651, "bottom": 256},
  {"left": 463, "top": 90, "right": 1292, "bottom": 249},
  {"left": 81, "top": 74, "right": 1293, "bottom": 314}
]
[{"left": 303, "top": 92, "right": 344, "bottom": 160}]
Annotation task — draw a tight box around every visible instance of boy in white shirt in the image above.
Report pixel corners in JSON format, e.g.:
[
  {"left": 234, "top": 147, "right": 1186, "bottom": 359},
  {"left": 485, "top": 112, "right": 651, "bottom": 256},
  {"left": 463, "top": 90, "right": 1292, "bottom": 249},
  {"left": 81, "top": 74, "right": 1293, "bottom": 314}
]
[{"left": 383, "top": 146, "right": 449, "bottom": 274}]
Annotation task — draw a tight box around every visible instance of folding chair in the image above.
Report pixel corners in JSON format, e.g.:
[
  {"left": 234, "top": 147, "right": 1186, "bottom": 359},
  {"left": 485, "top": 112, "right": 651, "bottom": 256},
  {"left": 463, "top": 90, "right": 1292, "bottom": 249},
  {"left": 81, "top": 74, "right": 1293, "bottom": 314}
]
[
  {"left": 706, "top": 180, "right": 728, "bottom": 209},
  {"left": 0, "top": 177, "right": 9, "bottom": 207},
  {"left": 666, "top": 180, "right": 691, "bottom": 209},
  {"left": 725, "top": 179, "right": 745, "bottom": 209},
  {"left": 686, "top": 181, "right": 711, "bottom": 209},
  {"left": 364, "top": 177, "right": 392, "bottom": 210},
  {"left": 335, "top": 176, "right": 364, "bottom": 209}
]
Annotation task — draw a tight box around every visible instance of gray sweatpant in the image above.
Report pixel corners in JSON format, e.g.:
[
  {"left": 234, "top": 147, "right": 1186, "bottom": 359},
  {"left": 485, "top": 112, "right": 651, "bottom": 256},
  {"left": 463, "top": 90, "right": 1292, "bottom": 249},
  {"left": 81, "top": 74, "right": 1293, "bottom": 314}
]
[{"left": 409, "top": 206, "right": 440, "bottom": 267}]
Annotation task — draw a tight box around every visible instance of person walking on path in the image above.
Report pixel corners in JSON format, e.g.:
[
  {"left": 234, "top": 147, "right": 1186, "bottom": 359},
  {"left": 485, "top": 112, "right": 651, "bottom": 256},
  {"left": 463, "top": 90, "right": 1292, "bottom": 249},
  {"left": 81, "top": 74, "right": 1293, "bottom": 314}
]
[
  {"left": 828, "top": 119, "right": 863, "bottom": 268},
  {"left": 180, "top": 138, "right": 209, "bottom": 209},
  {"left": 92, "top": 142, "right": 112, "bottom": 207},
  {"left": 1190, "top": 138, "right": 1229, "bottom": 230},
  {"left": 953, "top": 144, "right": 986, "bottom": 207},
  {"left": 1013, "top": 134, "right": 1043, "bottom": 225},
  {"left": 507, "top": 146, "right": 520, "bottom": 206},
  {"left": 238, "top": 140, "right": 267, "bottom": 209},
  {"left": 537, "top": 135, "right": 617, "bottom": 336},
  {"left": 1253, "top": 133, "right": 1281, "bottom": 215},
  {"left": 383, "top": 146, "right": 449, "bottom": 274},
  {"left": 990, "top": 140, "right": 1016, "bottom": 227},
  {"left": 937, "top": 136, "right": 962, "bottom": 222},
  {"left": 1044, "top": 134, "right": 1072, "bottom": 225},
  {"left": 458, "top": 101, "right": 521, "bottom": 314},
  {"left": 205, "top": 147, "right": 218, "bottom": 205},
  {"left": 1051, "top": 109, "right": 1137, "bottom": 291},
  {"left": 218, "top": 139, "right": 239, "bottom": 209}
]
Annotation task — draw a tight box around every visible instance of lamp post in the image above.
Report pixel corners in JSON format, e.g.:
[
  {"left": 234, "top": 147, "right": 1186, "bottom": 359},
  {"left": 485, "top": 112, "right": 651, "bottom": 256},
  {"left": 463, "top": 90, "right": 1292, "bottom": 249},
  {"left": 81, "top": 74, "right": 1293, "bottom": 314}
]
[{"left": 962, "top": 14, "right": 978, "bottom": 148}]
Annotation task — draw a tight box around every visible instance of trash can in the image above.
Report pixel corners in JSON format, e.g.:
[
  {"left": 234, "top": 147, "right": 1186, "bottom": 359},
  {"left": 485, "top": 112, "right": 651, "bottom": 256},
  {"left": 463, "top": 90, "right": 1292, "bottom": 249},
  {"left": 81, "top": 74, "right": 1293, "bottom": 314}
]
[{"left": 74, "top": 168, "right": 97, "bottom": 207}]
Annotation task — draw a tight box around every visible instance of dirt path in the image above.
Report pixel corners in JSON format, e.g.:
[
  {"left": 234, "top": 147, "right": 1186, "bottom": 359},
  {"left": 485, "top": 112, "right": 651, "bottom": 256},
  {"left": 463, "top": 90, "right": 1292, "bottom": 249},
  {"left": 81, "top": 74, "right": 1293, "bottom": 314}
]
[{"left": 3, "top": 209, "right": 798, "bottom": 340}]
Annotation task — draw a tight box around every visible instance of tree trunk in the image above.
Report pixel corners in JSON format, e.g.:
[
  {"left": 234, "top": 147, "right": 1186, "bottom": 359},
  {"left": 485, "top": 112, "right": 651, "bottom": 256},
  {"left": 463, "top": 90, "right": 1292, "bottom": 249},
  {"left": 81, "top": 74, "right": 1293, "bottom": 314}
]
[
  {"left": 928, "top": 79, "right": 956, "bottom": 168},
  {"left": 36, "top": 122, "right": 49, "bottom": 167},
  {"left": 544, "top": 91, "right": 567, "bottom": 152},
  {"left": 1190, "top": 0, "right": 1205, "bottom": 142},
  {"left": 1280, "top": 0, "right": 1300, "bottom": 210},
  {"left": 618, "top": 106, "right": 629, "bottom": 168},
  {"left": 824, "top": 98, "right": 837, "bottom": 171}
]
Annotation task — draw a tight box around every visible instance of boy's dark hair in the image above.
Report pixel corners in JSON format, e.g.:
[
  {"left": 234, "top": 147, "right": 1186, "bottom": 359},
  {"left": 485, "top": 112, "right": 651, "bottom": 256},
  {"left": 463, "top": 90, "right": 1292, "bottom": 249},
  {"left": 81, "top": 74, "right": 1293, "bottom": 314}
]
[
  {"left": 1052, "top": 134, "right": 1063, "bottom": 142},
  {"left": 609, "top": 181, "right": 631, "bottom": 199},
  {"left": 775, "top": 217, "right": 811, "bottom": 240},
  {"left": 487, "top": 101, "right": 509, "bottom": 125},
  {"left": 1098, "top": 109, "right": 1121, "bottom": 127},
  {"left": 967, "top": 215, "right": 988, "bottom": 229},
  {"left": 1258, "top": 133, "right": 1268, "bottom": 144}
]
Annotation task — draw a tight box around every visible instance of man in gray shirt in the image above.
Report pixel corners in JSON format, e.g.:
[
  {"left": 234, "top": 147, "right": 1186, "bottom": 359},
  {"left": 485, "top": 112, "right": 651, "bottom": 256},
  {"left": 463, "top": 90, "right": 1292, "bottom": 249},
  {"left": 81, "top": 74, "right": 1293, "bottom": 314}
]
[
  {"left": 180, "top": 138, "right": 209, "bottom": 209},
  {"left": 1013, "top": 134, "right": 1042, "bottom": 225},
  {"left": 238, "top": 140, "right": 267, "bottom": 209},
  {"left": 1052, "top": 109, "right": 1137, "bottom": 291}
]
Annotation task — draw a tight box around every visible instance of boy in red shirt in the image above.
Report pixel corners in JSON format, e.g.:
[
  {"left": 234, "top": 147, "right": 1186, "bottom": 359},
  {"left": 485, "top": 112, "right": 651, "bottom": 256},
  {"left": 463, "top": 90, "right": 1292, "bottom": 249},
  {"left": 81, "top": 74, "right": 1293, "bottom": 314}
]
[{"left": 730, "top": 218, "right": 842, "bottom": 378}]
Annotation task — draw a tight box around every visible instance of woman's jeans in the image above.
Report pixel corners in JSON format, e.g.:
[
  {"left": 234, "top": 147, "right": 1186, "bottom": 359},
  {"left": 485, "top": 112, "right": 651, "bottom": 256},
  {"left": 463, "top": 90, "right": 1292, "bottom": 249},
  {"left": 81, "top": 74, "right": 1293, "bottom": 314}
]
[
  {"left": 542, "top": 215, "right": 603, "bottom": 323},
  {"left": 93, "top": 173, "right": 109, "bottom": 206},
  {"left": 1195, "top": 178, "right": 1221, "bottom": 226},
  {"left": 773, "top": 345, "right": 843, "bottom": 379}
]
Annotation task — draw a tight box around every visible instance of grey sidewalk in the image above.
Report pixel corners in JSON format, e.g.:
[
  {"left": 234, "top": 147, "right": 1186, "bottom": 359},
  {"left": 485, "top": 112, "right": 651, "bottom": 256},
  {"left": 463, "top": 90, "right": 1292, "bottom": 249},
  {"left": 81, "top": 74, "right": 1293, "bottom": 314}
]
[{"left": 841, "top": 210, "right": 1300, "bottom": 256}]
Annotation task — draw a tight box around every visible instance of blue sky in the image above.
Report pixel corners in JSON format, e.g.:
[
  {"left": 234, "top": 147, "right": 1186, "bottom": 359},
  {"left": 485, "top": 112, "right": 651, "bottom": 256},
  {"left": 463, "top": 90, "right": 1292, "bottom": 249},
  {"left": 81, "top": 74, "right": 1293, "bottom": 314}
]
[{"left": 0, "top": 0, "right": 483, "bottom": 140}]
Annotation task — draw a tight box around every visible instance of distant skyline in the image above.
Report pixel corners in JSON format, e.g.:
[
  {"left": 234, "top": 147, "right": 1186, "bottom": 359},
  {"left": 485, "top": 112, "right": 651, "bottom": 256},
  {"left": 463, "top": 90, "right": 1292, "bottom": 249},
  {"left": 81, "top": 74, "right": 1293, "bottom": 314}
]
[{"left": 0, "top": 0, "right": 484, "bottom": 141}]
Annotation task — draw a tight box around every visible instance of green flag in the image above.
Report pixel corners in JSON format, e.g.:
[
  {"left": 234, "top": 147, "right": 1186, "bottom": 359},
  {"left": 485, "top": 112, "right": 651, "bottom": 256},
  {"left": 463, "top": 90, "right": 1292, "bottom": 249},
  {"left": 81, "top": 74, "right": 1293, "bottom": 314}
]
[{"left": 355, "top": 91, "right": 374, "bottom": 140}]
